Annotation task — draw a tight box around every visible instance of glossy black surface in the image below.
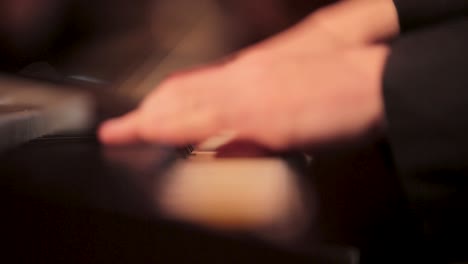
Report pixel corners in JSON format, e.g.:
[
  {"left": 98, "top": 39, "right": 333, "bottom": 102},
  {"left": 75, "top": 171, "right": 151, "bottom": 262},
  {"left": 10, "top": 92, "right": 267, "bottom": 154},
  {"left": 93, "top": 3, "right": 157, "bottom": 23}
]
[{"left": 0, "top": 136, "right": 357, "bottom": 263}]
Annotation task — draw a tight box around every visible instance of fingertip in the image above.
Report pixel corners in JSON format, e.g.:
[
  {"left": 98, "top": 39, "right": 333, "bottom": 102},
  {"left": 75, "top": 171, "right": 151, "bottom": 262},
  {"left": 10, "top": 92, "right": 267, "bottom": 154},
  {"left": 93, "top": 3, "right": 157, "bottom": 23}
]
[
  {"left": 97, "top": 119, "right": 118, "bottom": 144},
  {"left": 98, "top": 113, "right": 140, "bottom": 145}
]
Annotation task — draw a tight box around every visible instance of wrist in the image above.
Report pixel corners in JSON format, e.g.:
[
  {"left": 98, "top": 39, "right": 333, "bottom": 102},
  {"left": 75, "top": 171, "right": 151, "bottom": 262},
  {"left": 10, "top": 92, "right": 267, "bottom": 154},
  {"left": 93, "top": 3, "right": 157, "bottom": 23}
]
[{"left": 359, "top": 45, "right": 390, "bottom": 130}]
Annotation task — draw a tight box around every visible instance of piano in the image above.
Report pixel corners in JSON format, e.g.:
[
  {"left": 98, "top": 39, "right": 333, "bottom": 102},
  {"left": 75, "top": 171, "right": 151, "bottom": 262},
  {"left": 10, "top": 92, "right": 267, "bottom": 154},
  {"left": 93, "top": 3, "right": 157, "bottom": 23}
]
[{"left": 0, "top": 1, "right": 425, "bottom": 263}]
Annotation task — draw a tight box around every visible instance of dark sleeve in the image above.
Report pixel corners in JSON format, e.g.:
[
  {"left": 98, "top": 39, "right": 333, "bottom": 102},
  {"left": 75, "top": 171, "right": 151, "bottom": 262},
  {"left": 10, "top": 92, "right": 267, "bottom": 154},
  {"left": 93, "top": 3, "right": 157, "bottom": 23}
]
[
  {"left": 393, "top": 0, "right": 468, "bottom": 32},
  {"left": 383, "top": 18, "right": 468, "bottom": 260}
]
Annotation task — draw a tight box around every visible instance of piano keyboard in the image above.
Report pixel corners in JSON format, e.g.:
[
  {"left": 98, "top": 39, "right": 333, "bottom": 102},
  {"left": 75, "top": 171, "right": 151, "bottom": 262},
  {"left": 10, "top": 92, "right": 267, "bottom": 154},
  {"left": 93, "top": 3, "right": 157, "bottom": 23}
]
[{"left": 0, "top": 76, "right": 94, "bottom": 152}]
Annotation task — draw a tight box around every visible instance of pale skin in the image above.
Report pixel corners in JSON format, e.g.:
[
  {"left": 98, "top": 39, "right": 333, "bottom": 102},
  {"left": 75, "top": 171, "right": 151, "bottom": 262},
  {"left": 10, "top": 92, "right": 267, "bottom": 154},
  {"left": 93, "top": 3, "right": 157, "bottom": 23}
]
[{"left": 99, "top": 0, "right": 400, "bottom": 150}]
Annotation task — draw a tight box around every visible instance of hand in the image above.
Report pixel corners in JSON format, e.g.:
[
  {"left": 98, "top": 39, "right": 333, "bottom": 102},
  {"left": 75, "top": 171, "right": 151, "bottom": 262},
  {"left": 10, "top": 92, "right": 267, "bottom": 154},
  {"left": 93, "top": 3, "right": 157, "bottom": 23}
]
[
  {"left": 99, "top": 0, "right": 396, "bottom": 149},
  {"left": 99, "top": 42, "right": 389, "bottom": 149},
  {"left": 254, "top": 0, "right": 399, "bottom": 52}
]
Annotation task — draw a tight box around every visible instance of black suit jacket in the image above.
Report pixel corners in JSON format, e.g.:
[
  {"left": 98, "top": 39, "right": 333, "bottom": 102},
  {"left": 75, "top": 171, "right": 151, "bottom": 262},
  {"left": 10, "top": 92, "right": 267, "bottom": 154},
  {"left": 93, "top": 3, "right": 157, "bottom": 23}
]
[{"left": 383, "top": 0, "right": 468, "bottom": 261}]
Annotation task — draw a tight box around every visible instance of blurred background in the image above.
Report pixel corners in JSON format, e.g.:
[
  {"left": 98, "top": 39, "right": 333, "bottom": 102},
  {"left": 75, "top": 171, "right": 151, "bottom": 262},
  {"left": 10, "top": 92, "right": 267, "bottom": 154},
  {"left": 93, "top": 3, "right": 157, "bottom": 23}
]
[{"left": 0, "top": 0, "right": 336, "bottom": 99}]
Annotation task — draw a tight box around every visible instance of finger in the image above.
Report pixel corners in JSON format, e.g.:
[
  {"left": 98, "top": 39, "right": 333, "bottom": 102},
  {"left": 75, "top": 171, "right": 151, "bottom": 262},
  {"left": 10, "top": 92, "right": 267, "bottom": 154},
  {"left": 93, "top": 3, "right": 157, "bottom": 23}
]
[
  {"left": 98, "top": 111, "right": 141, "bottom": 145},
  {"left": 137, "top": 101, "right": 222, "bottom": 145},
  {"left": 135, "top": 65, "right": 234, "bottom": 145}
]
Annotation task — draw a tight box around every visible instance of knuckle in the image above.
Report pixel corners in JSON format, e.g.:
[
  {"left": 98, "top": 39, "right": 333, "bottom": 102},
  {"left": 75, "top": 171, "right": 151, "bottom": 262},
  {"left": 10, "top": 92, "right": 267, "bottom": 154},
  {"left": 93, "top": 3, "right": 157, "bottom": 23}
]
[{"left": 199, "top": 106, "right": 223, "bottom": 132}]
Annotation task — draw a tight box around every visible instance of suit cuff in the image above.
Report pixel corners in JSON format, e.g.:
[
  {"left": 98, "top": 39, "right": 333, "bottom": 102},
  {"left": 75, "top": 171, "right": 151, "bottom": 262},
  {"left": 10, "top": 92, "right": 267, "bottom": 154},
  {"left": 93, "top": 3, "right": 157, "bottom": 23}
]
[{"left": 383, "top": 18, "right": 468, "bottom": 177}]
